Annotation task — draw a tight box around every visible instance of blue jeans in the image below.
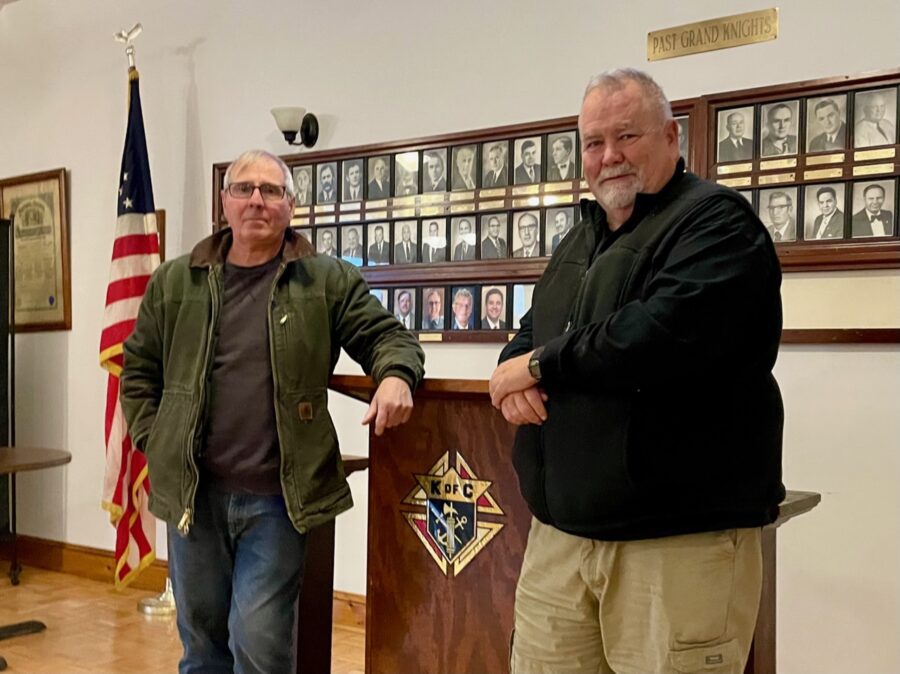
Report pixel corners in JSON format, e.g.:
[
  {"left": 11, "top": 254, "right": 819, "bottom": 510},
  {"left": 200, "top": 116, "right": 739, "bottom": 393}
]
[{"left": 167, "top": 484, "right": 308, "bottom": 674}]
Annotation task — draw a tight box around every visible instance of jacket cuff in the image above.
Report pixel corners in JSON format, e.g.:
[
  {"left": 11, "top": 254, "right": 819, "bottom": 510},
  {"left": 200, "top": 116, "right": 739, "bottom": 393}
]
[
  {"left": 535, "top": 337, "right": 566, "bottom": 388},
  {"left": 378, "top": 366, "right": 418, "bottom": 394}
]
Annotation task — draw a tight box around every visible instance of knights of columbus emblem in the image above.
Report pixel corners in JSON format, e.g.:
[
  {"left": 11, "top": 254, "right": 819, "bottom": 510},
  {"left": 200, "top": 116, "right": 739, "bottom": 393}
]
[{"left": 402, "top": 451, "right": 504, "bottom": 576}]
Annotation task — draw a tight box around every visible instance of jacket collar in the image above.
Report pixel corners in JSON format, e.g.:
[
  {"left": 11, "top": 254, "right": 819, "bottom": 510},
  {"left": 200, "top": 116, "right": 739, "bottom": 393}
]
[{"left": 189, "top": 226, "right": 315, "bottom": 268}]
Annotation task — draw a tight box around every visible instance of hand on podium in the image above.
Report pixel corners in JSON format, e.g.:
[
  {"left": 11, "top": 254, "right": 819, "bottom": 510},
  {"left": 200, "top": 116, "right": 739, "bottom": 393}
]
[{"left": 362, "top": 376, "right": 414, "bottom": 436}]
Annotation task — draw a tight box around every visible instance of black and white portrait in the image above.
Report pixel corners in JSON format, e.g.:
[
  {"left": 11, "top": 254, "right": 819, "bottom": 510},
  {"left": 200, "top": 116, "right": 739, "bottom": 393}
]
[
  {"left": 369, "top": 288, "right": 389, "bottom": 311},
  {"left": 482, "top": 141, "right": 509, "bottom": 188},
  {"left": 480, "top": 286, "right": 508, "bottom": 330},
  {"left": 513, "top": 136, "right": 542, "bottom": 185},
  {"left": 367, "top": 155, "right": 391, "bottom": 200},
  {"left": 675, "top": 116, "right": 690, "bottom": 164},
  {"left": 851, "top": 180, "right": 896, "bottom": 238},
  {"left": 421, "top": 218, "right": 447, "bottom": 263},
  {"left": 804, "top": 184, "right": 846, "bottom": 240},
  {"left": 716, "top": 107, "right": 754, "bottom": 163},
  {"left": 760, "top": 100, "right": 800, "bottom": 158},
  {"left": 316, "top": 162, "right": 338, "bottom": 204},
  {"left": 393, "top": 220, "right": 419, "bottom": 264},
  {"left": 316, "top": 226, "right": 338, "bottom": 257},
  {"left": 738, "top": 190, "right": 754, "bottom": 206},
  {"left": 421, "top": 287, "right": 445, "bottom": 330},
  {"left": 854, "top": 88, "right": 898, "bottom": 149},
  {"left": 394, "top": 151, "right": 420, "bottom": 197},
  {"left": 393, "top": 288, "right": 416, "bottom": 330},
  {"left": 546, "top": 131, "right": 577, "bottom": 182},
  {"left": 480, "top": 212, "right": 509, "bottom": 259},
  {"left": 806, "top": 95, "right": 848, "bottom": 153},
  {"left": 295, "top": 227, "right": 312, "bottom": 244},
  {"left": 450, "top": 286, "right": 477, "bottom": 331},
  {"left": 292, "top": 165, "right": 314, "bottom": 206},
  {"left": 512, "top": 210, "right": 542, "bottom": 258},
  {"left": 366, "top": 222, "right": 390, "bottom": 266},
  {"left": 512, "top": 284, "right": 535, "bottom": 329},
  {"left": 451, "top": 144, "right": 479, "bottom": 191},
  {"left": 422, "top": 148, "right": 448, "bottom": 193},
  {"left": 545, "top": 207, "right": 575, "bottom": 255},
  {"left": 758, "top": 187, "right": 799, "bottom": 243},
  {"left": 342, "top": 158, "right": 365, "bottom": 202},
  {"left": 340, "top": 225, "right": 364, "bottom": 266},
  {"left": 450, "top": 216, "right": 477, "bottom": 261}
]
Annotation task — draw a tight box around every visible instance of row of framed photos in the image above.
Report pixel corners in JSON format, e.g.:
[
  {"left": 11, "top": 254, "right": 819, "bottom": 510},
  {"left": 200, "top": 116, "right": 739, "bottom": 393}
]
[
  {"left": 290, "top": 130, "right": 581, "bottom": 206},
  {"left": 744, "top": 177, "right": 897, "bottom": 243},
  {"left": 296, "top": 207, "right": 577, "bottom": 266},
  {"left": 714, "top": 85, "right": 898, "bottom": 164},
  {"left": 369, "top": 283, "right": 535, "bottom": 333}
]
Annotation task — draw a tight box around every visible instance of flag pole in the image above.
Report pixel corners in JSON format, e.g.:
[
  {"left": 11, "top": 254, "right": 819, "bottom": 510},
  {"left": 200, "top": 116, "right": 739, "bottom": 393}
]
[{"left": 113, "top": 22, "right": 176, "bottom": 618}]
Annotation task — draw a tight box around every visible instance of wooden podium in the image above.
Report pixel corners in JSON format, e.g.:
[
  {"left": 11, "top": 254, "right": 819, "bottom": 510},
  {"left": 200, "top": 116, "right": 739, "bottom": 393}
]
[{"left": 326, "top": 375, "right": 819, "bottom": 674}]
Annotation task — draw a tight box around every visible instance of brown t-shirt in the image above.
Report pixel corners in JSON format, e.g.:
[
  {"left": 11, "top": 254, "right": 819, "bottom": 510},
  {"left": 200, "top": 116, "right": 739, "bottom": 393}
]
[{"left": 202, "top": 255, "right": 282, "bottom": 495}]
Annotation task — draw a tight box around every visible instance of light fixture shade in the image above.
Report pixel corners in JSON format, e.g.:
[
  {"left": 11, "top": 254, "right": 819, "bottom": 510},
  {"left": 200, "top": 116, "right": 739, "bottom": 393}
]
[{"left": 271, "top": 106, "right": 306, "bottom": 133}]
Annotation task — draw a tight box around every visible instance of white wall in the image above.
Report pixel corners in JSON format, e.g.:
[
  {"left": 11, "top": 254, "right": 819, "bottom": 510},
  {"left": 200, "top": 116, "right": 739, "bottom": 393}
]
[{"left": 1, "top": 1, "right": 899, "bottom": 672}]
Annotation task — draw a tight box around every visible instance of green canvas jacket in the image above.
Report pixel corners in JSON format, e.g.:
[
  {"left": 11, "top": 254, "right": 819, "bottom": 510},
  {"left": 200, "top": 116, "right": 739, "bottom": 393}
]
[{"left": 120, "top": 227, "right": 424, "bottom": 535}]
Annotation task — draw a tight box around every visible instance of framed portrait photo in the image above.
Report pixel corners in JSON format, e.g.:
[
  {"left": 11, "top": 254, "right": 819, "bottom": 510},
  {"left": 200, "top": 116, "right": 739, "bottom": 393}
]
[
  {"left": 450, "top": 215, "right": 477, "bottom": 261},
  {"left": 511, "top": 210, "right": 542, "bottom": 258},
  {"left": 0, "top": 168, "right": 72, "bottom": 331},
  {"left": 806, "top": 95, "right": 848, "bottom": 153},
  {"left": 450, "top": 144, "right": 479, "bottom": 191},
  {"left": 369, "top": 288, "right": 389, "bottom": 311},
  {"left": 341, "top": 158, "right": 365, "bottom": 203},
  {"left": 294, "top": 226, "right": 313, "bottom": 244},
  {"left": 394, "top": 151, "right": 420, "bottom": 197},
  {"left": 546, "top": 131, "right": 578, "bottom": 182},
  {"left": 421, "top": 217, "right": 447, "bottom": 263},
  {"left": 316, "top": 162, "right": 338, "bottom": 204},
  {"left": 315, "top": 226, "right": 338, "bottom": 257},
  {"left": 480, "top": 212, "right": 509, "bottom": 259},
  {"left": 292, "top": 165, "right": 314, "bottom": 206},
  {"left": 803, "top": 184, "right": 846, "bottom": 241},
  {"left": 422, "top": 148, "right": 448, "bottom": 193},
  {"left": 758, "top": 186, "right": 799, "bottom": 243},
  {"left": 545, "top": 206, "right": 575, "bottom": 256},
  {"left": 421, "top": 286, "right": 446, "bottom": 330},
  {"left": 853, "top": 87, "right": 898, "bottom": 149},
  {"left": 393, "top": 220, "right": 419, "bottom": 264},
  {"left": 366, "top": 222, "right": 391, "bottom": 266},
  {"left": 674, "top": 116, "right": 690, "bottom": 164},
  {"left": 513, "top": 136, "right": 542, "bottom": 185},
  {"left": 759, "top": 100, "right": 800, "bottom": 158},
  {"left": 340, "top": 224, "right": 364, "bottom": 266},
  {"left": 511, "top": 283, "right": 535, "bottom": 330},
  {"left": 716, "top": 106, "right": 754, "bottom": 163},
  {"left": 393, "top": 288, "right": 416, "bottom": 330},
  {"left": 850, "top": 179, "right": 896, "bottom": 238},
  {"left": 449, "top": 285, "right": 477, "bottom": 331},
  {"left": 480, "top": 285, "right": 508, "bottom": 330},
  {"left": 481, "top": 140, "right": 510, "bottom": 189},
  {"left": 367, "top": 155, "right": 391, "bottom": 200}
]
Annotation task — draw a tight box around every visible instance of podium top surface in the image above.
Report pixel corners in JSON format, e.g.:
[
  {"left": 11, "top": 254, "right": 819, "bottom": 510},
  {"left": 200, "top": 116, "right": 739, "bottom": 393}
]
[
  {"left": 329, "top": 375, "right": 488, "bottom": 402},
  {"left": 0, "top": 447, "right": 72, "bottom": 476}
]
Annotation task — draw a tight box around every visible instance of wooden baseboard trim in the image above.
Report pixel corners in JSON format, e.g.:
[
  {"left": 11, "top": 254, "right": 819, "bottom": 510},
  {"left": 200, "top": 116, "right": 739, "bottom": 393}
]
[{"left": 0, "top": 535, "right": 367, "bottom": 628}]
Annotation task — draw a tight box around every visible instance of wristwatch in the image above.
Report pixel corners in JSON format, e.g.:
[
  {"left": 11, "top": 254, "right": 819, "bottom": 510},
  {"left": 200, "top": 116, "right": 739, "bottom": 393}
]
[{"left": 528, "top": 347, "right": 544, "bottom": 382}]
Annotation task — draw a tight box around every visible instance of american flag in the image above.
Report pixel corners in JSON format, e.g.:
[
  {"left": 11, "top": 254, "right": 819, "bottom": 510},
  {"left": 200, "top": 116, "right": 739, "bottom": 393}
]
[{"left": 99, "top": 67, "right": 160, "bottom": 588}]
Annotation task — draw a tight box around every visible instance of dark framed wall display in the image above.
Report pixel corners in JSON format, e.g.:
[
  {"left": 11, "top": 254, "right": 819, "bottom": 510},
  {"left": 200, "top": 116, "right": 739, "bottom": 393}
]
[{"left": 212, "top": 68, "right": 900, "bottom": 344}]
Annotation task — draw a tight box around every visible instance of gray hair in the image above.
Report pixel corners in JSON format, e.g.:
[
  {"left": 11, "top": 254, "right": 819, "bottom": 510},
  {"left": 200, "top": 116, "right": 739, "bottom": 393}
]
[
  {"left": 583, "top": 68, "right": 673, "bottom": 124},
  {"left": 223, "top": 150, "right": 295, "bottom": 199}
]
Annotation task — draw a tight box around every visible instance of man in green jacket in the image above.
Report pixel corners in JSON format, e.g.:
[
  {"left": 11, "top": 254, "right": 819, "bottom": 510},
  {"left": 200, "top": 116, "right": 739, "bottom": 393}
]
[{"left": 120, "top": 149, "right": 424, "bottom": 674}]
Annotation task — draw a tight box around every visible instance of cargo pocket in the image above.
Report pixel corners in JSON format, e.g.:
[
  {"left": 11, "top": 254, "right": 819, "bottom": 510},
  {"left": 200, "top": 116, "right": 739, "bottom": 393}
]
[{"left": 669, "top": 638, "right": 740, "bottom": 673}]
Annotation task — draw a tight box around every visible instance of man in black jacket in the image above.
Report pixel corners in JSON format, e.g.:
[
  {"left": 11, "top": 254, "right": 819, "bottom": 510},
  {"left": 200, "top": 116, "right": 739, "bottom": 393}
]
[{"left": 490, "top": 68, "right": 784, "bottom": 674}]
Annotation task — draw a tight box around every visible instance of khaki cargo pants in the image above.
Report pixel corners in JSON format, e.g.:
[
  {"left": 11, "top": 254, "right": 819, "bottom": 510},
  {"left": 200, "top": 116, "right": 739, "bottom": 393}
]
[{"left": 510, "top": 518, "right": 762, "bottom": 674}]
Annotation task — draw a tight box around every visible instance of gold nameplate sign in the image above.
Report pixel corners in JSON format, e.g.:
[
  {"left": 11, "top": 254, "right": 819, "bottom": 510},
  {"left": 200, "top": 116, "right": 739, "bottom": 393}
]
[
  {"left": 853, "top": 163, "right": 894, "bottom": 177},
  {"left": 512, "top": 185, "right": 540, "bottom": 196},
  {"left": 420, "top": 206, "right": 444, "bottom": 217},
  {"left": 341, "top": 202, "right": 361, "bottom": 212},
  {"left": 450, "top": 191, "right": 475, "bottom": 202},
  {"left": 367, "top": 210, "right": 387, "bottom": 220},
  {"left": 544, "top": 182, "right": 573, "bottom": 193},
  {"left": 758, "top": 172, "right": 795, "bottom": 185},
  {"left": 759, "top": 158, "right": 797, "bottom": 171},
  {"left": 340, "top": 214, "right": 362, "bottom": 223},
  {"left": 393, "top": 208, "right": 416, "bottom": 217},
  {"left": 479, "top": 188, "right": 506, "bottom": 199},
  {"left": 316, "top": 215, "right": 336, "bottom": 224},
  {"left": 717, "top": 177, "right": 752, "bottom": 188},
  {"left": 804, "top": 168, "right": 843, "bottom": 181},
  {"left": 420, "top": 193, "right": 446, "bottom": 205},
  {"left": 450, "top": 204, "right": 476, "bottom": 214},
  {"left": 647, "top": 8, "right": 778, "bottom": 61},
  {"left": 581, "top": 192, "right": 596, "bottom": 201},
  {"left": 365, "top": 199, "right": 388, "bottom": 209},
  {"left": 513, "top": 197, "right": 541, "bottom": 208},
  {"left": 507, "top": 332, "right": 516, "bottom": 342},
  {"left": 579, "top": 179, "right": 589, "bottom": 189},
  {"left": 293, "top": 207, "right": 311, "bottom": 216},
  {"left": 418, "top": 333, "right": 443, "bottom": 342},
  {"left": 717, "top": 162, "right": 753, "bottom": 175},
  {"left": 479, "top": 200, "right": 506, "bottom": 210},
  {"left": 543, "top": 194, "right": 574, "bottom": 206},
  {"left": 290, "top": 218, "right": 306, "bottom": 226},
  {"left": 806, "top": 153, "right": 845, "bottom": 166},
  {"left": 393, "top": 196, "right": 417, "bottom": 207},
  {"left": 854, "top": 148, "right": 896, "bottom": 162},
  {"left": 314, "top": 204, "right": 334, "bottom": 215}
]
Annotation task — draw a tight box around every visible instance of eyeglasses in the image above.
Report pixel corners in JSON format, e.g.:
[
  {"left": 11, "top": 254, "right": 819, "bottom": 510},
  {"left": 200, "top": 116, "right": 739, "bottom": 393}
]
[{"left": 226, "top": 182, "right": 287, "bottom": 202}]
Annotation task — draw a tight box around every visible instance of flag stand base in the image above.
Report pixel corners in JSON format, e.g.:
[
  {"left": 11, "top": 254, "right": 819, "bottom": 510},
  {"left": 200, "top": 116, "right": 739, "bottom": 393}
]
[{"left": 138, "top": 577, "right": 176, "bottom": 616}]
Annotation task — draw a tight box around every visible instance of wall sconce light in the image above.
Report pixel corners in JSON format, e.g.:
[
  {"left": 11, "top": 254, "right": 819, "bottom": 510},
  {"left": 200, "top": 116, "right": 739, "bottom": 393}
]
[{"left": 270, "top": 107, "right": 319, "bottom": 148}]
